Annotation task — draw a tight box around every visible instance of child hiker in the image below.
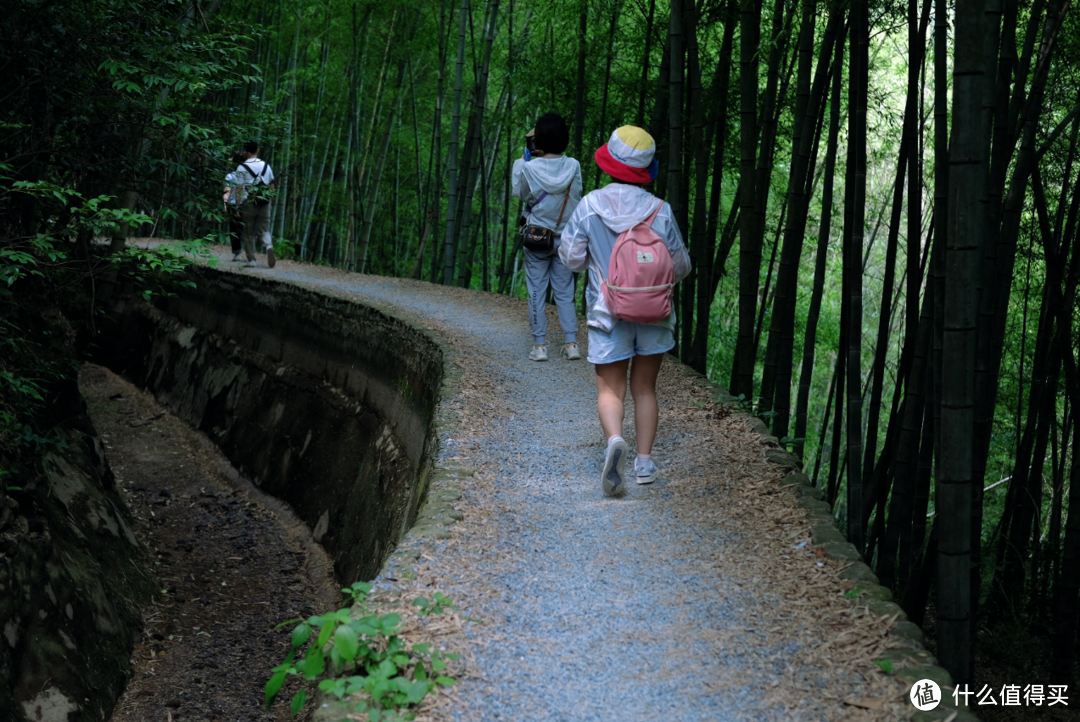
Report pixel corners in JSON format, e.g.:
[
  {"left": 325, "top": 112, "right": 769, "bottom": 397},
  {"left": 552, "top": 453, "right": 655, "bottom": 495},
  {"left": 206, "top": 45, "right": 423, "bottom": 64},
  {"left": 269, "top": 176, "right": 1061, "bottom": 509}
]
[{"left": 559, "top": 126, "right": 691, "bottom": 496}]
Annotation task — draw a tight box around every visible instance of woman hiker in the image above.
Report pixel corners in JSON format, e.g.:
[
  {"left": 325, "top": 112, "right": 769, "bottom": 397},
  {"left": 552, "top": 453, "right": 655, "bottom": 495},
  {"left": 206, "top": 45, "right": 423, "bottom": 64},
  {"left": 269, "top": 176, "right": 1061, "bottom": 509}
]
[
  {"left": 223, "top": 149, "right": 246, "bottom": 261},
  {"left": 559, "top": 126, "right": 691, "bottom": 496},
  {"left": 511, "top": 112, "right": 583, "bottom": 362}
]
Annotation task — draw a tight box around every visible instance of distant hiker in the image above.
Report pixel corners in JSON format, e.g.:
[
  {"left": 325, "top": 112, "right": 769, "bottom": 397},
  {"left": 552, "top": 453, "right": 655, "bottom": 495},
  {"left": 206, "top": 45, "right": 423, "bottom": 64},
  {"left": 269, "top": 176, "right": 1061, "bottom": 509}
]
[
  {"left": 511, "top": 112, "right": 582, "bottom": 362},
  {"left": 223, "top": 149, "right": 246, "bottom": 261},
  {"left": 559, "top": 126, "right": 691, "bottom": 496},
  {"left": 233, "top": 140, "right": 277, "bottom": 269}
]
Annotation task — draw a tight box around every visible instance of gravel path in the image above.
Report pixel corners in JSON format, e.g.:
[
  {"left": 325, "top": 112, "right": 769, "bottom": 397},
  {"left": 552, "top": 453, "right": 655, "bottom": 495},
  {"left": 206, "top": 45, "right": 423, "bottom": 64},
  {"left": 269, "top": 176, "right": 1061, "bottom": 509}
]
[{"left": 199, "top": 249, "right": 912, "bottom": 721}]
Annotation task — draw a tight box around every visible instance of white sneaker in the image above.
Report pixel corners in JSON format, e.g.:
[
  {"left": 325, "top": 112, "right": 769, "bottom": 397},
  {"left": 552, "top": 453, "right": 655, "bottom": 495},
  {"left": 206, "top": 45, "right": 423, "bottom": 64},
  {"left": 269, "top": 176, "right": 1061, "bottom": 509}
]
[
  {"left": 635, "top": 457, "right": 658, "bottom": 485},
  {"left": 266, "top": 246, "right": 276, "bottom": 268},
  {"left": 602, "top": 436, "right": 629, "bottom": 497},
  {"left": 232, "top": 253, "right": 243, "bottom": 262},
  {"left": 528, "top": 345, "right": 548, "bottom": 362},
  {"left": 244, "top": 260, "right": 256, "bottom": 268},
  {"left": 562, "top": 342, "right": 582, "bottom": 360}
]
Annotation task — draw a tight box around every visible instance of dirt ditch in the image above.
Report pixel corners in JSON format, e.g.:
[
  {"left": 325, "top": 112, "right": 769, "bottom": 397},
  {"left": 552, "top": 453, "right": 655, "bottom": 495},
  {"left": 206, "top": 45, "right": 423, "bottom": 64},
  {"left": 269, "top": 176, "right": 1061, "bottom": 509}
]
[{"left": 81, "top": 363, "right": 334, "bottom": 722}]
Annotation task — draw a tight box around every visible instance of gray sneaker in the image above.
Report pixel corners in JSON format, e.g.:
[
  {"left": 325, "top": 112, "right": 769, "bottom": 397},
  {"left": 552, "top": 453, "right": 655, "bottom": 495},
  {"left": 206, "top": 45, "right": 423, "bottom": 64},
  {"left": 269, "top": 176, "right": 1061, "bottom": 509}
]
[
  {"left": 635, "top": 457, "right": 658, "bottom": 485},
  {"left": 602, "top": 437, "right": 629, "bottom": 496},
  {"left": 562, "top": 342, "right": 582, "bottom": 360},
  {"left": 528, "top": 344, "right": 549, "bottom": 362}
]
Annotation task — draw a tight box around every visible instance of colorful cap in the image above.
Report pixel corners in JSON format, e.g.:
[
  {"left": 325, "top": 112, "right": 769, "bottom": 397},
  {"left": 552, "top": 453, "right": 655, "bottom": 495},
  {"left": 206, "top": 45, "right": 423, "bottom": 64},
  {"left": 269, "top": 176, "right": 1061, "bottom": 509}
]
[{"left": 594, "top": 126, "right": 659, "bottom": 183}]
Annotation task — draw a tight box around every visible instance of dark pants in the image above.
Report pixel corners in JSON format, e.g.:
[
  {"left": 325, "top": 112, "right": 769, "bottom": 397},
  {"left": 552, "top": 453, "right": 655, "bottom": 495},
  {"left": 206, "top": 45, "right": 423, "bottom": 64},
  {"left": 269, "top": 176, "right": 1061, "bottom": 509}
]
[{"left": 228, "top": 214, "right": 243, "bottom": 254}]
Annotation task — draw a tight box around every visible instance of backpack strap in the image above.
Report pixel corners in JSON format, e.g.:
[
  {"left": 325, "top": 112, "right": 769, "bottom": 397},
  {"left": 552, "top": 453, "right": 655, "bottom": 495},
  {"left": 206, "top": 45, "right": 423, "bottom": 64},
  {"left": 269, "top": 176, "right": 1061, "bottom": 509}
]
[
  {"left": 240, "top": 162, "right": 266, "bottom": 184},
  {"left": 554, "top": 184, "right": 573, "bottom": 228},
  {"left": 524, "top": 190, "right": 548, "bottom": 218},
  {"left": 643, "top": 201, "right": 663, "bottom": 227}
]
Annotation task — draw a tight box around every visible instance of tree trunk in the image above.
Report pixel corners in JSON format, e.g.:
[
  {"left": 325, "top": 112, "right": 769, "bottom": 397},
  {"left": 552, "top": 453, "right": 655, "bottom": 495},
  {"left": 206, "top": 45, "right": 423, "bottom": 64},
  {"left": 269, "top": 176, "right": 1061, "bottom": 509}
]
[
  {"left": 794, "top": 18, "right": 843, "bottom": 461},
  {"left": 667, "top": 0, "right": 685, "bottom": 229},
  {"left": 1052, "top": 324, "right": 1080, "bottom": 684},
  {"left": 690, "top": 0, "right": 736, "bottom": 371},
  {"left": 591, "top": 3, "right": 621, "bottom": 191},
  {"left": 844, "top": 0, "right": 869, "bottom": 554},
  {"left": 357, "top": 60, "right": 408, "bottom": 274},
  {"left": 273, "top": 13, "right": 301, "bottom": 243},
  {"left": 572, "top": 1, "right": 587, "bottom": 160},
  {"left": 635, "top": 0, "right": 658, "bottom": 128},
  {"left": 730, "top": 0, "right": 760, "bottom": 401},
  {"left": 442, "top": 0, "right": 469, "bottom": 284},
  {"left": 762, "top": 8, "right": 841, "bottom": 438},
  {"left": 937, "top": 0, "right": 986, "bottom": 685},
  {"left": 880, "top": 239, "right": 938, "bottom": 589},
  {"left": 456, "top": 0, "right": 502, "bottom": 288},
  {"left": 300, "top": 107, "right": 340, "bottom": 258}
]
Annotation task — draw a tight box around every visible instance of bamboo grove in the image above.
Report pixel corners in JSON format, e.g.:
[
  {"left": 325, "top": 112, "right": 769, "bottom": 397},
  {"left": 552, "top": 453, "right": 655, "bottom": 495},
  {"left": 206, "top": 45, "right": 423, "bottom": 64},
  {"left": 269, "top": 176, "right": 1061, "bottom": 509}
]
[{"left": 3, "top": 0, "right": 1080, "bottom": 689}]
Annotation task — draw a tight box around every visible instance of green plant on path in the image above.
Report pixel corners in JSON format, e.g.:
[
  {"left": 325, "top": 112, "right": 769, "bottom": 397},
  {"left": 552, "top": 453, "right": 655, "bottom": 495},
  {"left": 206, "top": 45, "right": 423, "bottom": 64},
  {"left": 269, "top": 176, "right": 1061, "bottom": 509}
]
[{"left": 267, "top": 581, "right": 459, "bottom": 720}]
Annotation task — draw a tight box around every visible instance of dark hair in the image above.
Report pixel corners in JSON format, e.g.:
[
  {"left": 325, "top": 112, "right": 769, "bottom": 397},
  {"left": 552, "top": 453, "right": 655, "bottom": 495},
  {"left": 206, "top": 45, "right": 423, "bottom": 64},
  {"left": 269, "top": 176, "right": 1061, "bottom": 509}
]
[
  {"left": 533, "top": 113, "right": 569, "bottom": 155},
  {"left": 606, "top": 175, "right": 647, "bottom": 188},
  {"left": 231, "top": 150, "right": 246, "bottom": 164},
  {"left": 243, "top": 140, "right": 259, "bottom": 155}
]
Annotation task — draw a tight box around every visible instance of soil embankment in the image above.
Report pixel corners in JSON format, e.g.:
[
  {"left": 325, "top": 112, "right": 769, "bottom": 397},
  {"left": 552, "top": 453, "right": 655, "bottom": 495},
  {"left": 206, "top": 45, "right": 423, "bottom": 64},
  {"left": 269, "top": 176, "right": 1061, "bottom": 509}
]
[{"left": 82, "top": 363, "right": 327, "bottom": 722}]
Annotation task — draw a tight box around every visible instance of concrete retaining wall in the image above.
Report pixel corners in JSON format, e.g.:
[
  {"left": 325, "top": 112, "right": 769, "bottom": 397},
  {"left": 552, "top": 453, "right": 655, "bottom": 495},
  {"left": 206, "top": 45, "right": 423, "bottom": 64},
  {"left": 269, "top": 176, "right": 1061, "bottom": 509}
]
[{"left": 99, "top": 267, "right": 445, "bottom": 584}]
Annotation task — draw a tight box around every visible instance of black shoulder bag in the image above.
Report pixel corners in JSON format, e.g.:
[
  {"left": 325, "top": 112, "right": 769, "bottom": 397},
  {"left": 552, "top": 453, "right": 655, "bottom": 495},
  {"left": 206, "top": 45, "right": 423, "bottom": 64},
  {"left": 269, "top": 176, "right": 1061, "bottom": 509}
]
[{"left": 520, "top": 187, "right": 571, "bottom": 254}]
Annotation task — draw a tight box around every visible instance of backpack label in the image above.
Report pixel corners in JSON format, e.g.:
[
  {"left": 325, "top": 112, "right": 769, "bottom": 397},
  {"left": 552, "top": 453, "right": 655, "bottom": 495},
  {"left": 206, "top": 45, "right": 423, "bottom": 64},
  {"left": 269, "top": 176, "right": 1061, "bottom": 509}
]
[{"left": 636, "top": 251, "right": 655, "bottom": 263}]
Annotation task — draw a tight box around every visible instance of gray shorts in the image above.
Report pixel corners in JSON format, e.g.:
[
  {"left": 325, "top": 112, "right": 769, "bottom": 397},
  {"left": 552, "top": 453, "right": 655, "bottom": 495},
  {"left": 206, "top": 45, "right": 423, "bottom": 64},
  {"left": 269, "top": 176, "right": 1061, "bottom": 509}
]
[{"left": 587, "top": 321, "right": 674, "bottom": 365}]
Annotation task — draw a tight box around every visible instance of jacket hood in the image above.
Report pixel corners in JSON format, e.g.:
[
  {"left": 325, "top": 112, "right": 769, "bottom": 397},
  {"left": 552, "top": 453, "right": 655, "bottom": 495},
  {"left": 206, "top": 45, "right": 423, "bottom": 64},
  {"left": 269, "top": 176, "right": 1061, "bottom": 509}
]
[
  {"left": 519, "top": 155, "right": 580, "bottom": 194},
  {"left": 583, "top": 183, "right": 664, "bottom": 234}
]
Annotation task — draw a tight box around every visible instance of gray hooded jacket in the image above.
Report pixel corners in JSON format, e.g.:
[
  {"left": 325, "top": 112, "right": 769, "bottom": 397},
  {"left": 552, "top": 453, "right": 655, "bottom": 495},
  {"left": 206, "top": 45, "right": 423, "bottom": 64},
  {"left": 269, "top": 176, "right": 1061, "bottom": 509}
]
[{"left": 511, "top": 155, "right": 583, "bottom": 245}]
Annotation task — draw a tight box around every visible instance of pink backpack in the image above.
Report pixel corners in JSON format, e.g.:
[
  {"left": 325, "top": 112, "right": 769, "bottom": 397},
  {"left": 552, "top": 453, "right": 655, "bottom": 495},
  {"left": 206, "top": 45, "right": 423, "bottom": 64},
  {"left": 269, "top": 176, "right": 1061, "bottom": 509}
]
[{"left": 602, "top": 204, "right": 675, "bottom": 324}]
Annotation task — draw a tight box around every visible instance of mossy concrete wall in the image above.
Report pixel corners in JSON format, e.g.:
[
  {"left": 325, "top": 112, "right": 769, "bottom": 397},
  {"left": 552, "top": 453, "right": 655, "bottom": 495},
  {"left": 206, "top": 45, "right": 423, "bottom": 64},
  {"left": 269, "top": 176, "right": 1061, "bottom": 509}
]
[
  {"left": 0, "top": 381, "right": 154, "bottom": 722},
  {"left": 98, "top": 267, "right": 445, "bottom": 584}
]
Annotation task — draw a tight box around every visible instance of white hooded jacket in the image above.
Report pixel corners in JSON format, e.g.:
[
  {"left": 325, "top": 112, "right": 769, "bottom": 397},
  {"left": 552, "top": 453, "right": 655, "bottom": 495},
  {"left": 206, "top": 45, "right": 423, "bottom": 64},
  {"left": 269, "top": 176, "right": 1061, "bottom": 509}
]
[
  {"left": 511, "top": 155, "right": 583, "bottom": 245},
  {"left": 559, "top": 183, "right": 691, "bottom": 332}
]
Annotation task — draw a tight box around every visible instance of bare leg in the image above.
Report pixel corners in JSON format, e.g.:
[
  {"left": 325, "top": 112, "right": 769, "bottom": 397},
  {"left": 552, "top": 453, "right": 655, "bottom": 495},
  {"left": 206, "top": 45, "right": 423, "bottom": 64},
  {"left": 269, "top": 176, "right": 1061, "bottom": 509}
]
[
  {"left": 628, "top": 353, "right": 664, "bottom": 455},
  {"left": 595, "top": 359, "right": 630, "bottom": 440}
]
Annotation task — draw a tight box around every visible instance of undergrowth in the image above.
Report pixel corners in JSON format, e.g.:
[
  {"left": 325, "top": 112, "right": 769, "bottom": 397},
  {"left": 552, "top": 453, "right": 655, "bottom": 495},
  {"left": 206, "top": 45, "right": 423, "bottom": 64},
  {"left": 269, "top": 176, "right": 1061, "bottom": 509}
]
[{"left": 267, "top": 582, "right": 460, "bottom": 721}]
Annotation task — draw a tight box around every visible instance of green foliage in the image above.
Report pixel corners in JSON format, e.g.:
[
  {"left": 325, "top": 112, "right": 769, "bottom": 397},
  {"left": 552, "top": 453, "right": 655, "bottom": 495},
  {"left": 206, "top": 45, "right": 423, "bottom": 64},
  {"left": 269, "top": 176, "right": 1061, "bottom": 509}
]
[
  {"left": 266, "top": 582, "right": 460, "bottom": 720},
  {"left": 412, "top": 592, "right": 455, "bottom": 618}
]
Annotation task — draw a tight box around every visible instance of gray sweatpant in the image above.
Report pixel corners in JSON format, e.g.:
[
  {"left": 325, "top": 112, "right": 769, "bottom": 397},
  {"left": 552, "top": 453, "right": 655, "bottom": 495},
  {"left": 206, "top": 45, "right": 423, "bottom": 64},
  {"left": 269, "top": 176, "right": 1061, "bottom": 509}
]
[
  {"left": 524, "top": 248, "right": 578, "bottom": 345},
  {"left": 240, "top": 201, "right": 273, "bottom": 260}
]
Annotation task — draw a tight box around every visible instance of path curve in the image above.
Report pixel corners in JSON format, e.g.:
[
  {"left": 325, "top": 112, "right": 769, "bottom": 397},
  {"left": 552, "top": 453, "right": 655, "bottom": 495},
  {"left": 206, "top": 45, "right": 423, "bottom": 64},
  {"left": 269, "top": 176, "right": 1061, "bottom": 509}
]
[{"left": 203, "top": 250, "right": 917, "bottom": 721}]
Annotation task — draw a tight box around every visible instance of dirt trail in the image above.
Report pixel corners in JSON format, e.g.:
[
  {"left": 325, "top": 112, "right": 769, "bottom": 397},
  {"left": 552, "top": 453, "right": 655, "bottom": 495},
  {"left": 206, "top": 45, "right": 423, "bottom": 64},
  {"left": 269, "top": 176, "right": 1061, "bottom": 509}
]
[
  {"left": 196, "top": 249, "right": 917, "bottom": 721},
  {"left": 83, "top": 364, "right": 332, "bottom": 722},
  {"left": 101, "top": 244, "right": 925, "bottom": 721}
]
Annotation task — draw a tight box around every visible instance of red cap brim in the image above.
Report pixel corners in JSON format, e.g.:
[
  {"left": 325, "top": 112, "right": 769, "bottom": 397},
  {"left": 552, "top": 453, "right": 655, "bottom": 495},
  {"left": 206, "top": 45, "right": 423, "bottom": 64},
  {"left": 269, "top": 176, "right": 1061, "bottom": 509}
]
[{"left": 594, "top": 144, "right": 654, "bottom": 184}]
